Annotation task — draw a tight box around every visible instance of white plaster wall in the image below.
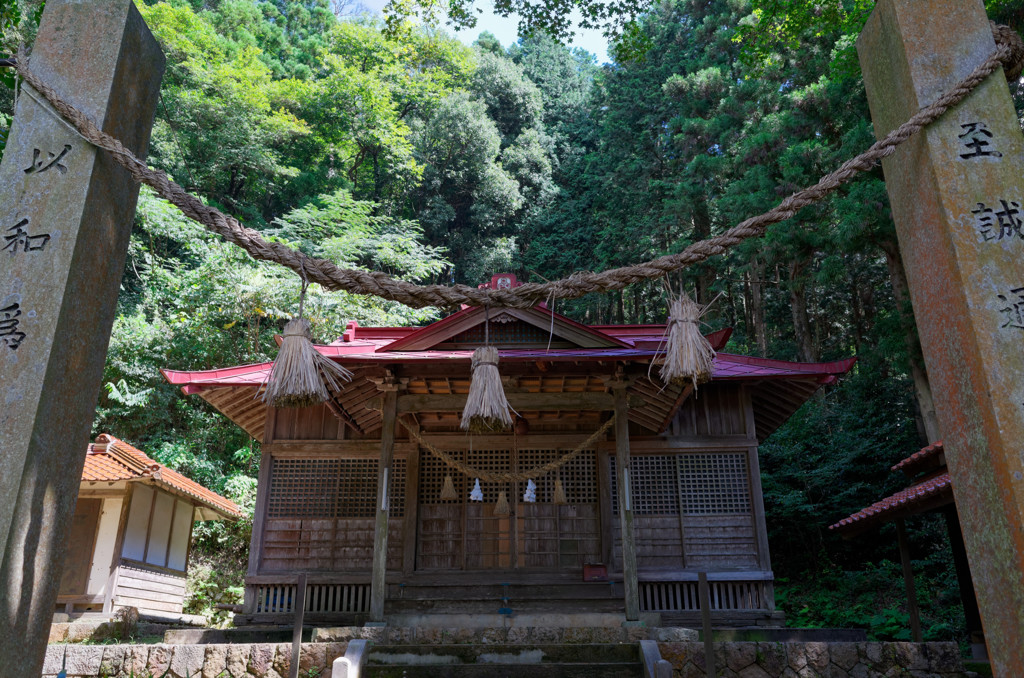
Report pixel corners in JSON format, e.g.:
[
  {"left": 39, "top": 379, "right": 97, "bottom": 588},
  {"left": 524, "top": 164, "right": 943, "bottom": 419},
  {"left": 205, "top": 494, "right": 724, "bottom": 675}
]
[{"left": 86, "top": 497, "right": 122, "bottom": 595}]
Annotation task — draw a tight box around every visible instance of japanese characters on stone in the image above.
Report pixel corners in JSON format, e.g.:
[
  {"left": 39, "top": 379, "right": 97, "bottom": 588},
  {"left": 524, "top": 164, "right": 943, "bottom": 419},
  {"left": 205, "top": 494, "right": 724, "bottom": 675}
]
[
  {"left": 3, "top": 218, "right": 51, "bottom": 253},
  {"left": 998, "top": 288, "right": 1024, "bottom": 331},
  {"left": 959, "top": 121, "right": 1002, "bottom": 159},
  {"left": 972, "top": 199, "right": 1023, "bottom": 241},
  {"left": 0, "top": 302, "right": 25, "bottom": 350},
  {"left": 23, "top": 144, "right": 72, "bottom": 175}
]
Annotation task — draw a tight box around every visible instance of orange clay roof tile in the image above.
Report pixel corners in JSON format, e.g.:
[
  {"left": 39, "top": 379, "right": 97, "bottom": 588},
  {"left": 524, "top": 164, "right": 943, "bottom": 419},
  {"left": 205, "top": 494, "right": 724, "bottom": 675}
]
[{"left": 84, "top": 433, "right": 240, "bottom": 519}]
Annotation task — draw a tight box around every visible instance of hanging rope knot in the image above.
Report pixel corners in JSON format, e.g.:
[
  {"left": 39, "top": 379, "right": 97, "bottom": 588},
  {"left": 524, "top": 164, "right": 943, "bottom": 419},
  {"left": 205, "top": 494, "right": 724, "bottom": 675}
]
[
  {"left": 474, "top": 361, "right": 499, "bottom": 368},
  {"left": 992, "top": 22, "right": 1024, "bottom": 81},
  {"left": 282, "top": 323, "right": 311, "bottom": 338},
  {"left": 659, "top": 292, "right": 716, "bottom": 388}
]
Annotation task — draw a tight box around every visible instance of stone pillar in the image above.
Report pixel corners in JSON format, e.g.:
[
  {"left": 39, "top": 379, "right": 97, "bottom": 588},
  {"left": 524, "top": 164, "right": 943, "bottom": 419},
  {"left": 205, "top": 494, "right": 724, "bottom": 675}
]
[
  {"left": 858, "top": 0, "right": 1024, "bottom": 671},
  {"left": 0, "top": 1, "right": 164, "bottom": 674}
]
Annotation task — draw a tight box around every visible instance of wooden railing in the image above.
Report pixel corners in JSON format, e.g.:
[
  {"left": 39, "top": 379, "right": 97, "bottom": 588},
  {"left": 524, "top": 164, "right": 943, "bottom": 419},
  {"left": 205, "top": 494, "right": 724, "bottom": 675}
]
[
  {"left": 249, "top": 580, "right": 371, "bottom": 615},
  {"left": 638, "top": 573, "right": 773, "bottom": 613}
]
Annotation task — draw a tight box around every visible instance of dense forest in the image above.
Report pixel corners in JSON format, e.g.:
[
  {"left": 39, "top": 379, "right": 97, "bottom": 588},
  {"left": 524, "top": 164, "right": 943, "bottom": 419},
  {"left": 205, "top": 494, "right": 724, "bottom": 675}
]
[{"left": 3, "top": 0, "right": 1022, "bottom": 646}]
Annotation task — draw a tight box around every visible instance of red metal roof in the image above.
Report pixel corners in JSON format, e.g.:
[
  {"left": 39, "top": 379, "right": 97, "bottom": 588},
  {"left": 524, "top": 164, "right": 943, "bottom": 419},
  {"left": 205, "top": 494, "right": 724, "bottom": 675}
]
[
  {"left": 162, "top": 349, "right": 855, "bottom": 394},
  {"left": 84, "top": 434, "right": 241, "bottom": 520},
  {"left": 828, "top": 471, "right": 953, "bottom": 533}
]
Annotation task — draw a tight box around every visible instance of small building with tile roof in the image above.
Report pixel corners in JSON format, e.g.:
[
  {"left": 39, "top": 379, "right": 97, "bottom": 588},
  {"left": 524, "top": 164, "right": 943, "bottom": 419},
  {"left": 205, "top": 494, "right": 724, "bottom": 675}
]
[
  {"left": 830, "top": 441, "right": 985, "bottom": 659},
  {"left": 59, "top": 434, "right": 241, "bottom": 619},
  {"left": 162, "top": 273, "right": 856, "bottom": 628}
]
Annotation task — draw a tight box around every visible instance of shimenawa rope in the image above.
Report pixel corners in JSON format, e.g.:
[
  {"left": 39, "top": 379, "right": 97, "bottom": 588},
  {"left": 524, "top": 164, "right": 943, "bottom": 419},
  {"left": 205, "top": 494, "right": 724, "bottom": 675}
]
[
  {"left": 399, "top": 416, "right": 615, "bottom": 483},
  {"left": 9, "top": 24, "right": 1024, "bottom": 310}
]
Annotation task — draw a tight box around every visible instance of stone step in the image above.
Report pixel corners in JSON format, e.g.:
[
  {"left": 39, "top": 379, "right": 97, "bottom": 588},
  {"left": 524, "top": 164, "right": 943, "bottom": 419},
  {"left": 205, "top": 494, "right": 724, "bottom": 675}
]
[
  {"left": 366, "top": 643, "right": 639, "bottom": 663},
  {"left": 362, "top": 644, "right": 643, "bottom": 678},
  {"left": 364, "top": 662, "right": 643, "bottom": 678}
]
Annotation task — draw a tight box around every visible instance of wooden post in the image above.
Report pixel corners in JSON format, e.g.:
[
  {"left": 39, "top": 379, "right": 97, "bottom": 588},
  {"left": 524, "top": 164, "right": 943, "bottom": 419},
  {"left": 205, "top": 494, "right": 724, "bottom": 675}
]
[
  {"left": 611, "top": 382, "right": 641, "bottom": 622},
  {"left": 698, "top": 571, "right": 715, "bottom": 678},
  {"left": 943, "top": 505, "right": 986, "bottom": 657},
  {"left": 289, "top": 573, "right": 307, "bottom": 678},
  {"left": 894, "top": 518, "right": 922, "bottom": 642},
  {"left": 0, "top": 1, "right": 163, "bottom": 674},
  {"left": 858, "top": 1, "right": 1024, "bottom": 670},
  {"left": 370, "top": 381, "right": 400, "bottom": 622}
]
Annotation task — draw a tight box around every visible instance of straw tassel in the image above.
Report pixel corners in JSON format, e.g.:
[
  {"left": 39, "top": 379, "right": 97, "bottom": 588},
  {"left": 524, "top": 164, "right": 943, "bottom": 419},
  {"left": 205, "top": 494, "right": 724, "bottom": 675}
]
[
  {"left": 553, "top": 478, "right": 567, "bottom": 505},
  {"left": 494, "top": 490, "right": 510, "bottom": 516},
  {"left": 440, "top": 474, "right": 458, "bottom": 501},
  {"left": 659, "top": 291, "right": 716, "bottom": 389},
  {"left": 262, "top": 317, "right": 353, "bottom": 408},
  {"left": 461, "top": 345, "right": 513, "bottom": 432}
]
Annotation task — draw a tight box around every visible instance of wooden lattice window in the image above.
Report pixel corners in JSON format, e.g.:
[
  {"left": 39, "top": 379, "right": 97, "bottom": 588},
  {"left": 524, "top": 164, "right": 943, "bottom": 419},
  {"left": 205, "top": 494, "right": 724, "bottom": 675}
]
[
  {"left": 515, "top": 449, "right": 598, "bottom": 504},
  {"left": 610, "top": 455, "right": 680, "bottom": 515},
  {"left": 268, "top": 459, "right": 341, "bottom": 519},
  {"left": 611, "top": 451, "right": 751, "bottom": 516},
  {"left": 466, "top": 448, "right": 512, "bottom": 502},
  {"left": 419, "top": 448, "right": 465, "bottom": 504},
  {"left": 678, "top": 452, "right": 751, "bottom": 515},
  {"left": 268, "top": 457, "right": 405, "bottom": 518}
]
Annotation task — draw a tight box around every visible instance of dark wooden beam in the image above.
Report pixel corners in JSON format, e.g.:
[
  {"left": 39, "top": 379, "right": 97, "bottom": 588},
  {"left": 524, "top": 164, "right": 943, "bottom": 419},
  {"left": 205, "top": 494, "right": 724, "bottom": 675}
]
[
  {"left": 896, "top": 518, "right": 923, "bottom": 642},
  {"left": 324, "top": 395, "right": 363, "bottom": 435},
  {"left": 365, "top": 392, "right": 646, "bottom": 413},
  {"left": 658, "top": 383, "right": 694, "bottom": 434}
]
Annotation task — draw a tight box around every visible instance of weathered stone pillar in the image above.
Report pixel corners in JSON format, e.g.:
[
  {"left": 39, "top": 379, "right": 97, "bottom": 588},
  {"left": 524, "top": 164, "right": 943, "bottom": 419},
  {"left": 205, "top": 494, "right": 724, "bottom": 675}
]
[
  {"left": 859, "top": 0, "right": 1024, "bottom": 671},
  {"left": 0, "top": 1, "right": 163, "bottom": 674}
]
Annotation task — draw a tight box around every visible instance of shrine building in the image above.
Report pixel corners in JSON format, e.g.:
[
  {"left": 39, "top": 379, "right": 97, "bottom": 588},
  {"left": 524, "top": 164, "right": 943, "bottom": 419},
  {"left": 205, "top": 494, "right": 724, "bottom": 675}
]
[{"left": 162, "top": 274, "right": 854, "bottom": 628}]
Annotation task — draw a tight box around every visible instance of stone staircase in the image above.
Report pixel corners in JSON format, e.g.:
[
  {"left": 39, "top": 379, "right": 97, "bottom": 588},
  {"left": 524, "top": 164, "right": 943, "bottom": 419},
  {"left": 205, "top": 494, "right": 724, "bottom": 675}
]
[{"left": 360, "top": 643, "right": 644, "bottom": 678}]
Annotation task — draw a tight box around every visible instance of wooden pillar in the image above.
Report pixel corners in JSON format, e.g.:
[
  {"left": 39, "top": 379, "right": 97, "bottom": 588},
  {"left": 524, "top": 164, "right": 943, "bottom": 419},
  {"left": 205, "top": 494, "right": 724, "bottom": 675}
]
[
  {"left": 698, "top": 571, "right": 715, "bottom": 678},
  {"left": 370, "top": 380, "right": 400, "bottom": 623},
  {"left": 289, "top": 573, "right": 307, "bottom": 678},
  {"left": 611, "top": 381, "right": 641, "bottom": 621},
  {"left": 858, "top": 1, "right": 1024, "bottom": 670},
  {"left": 894, "top": 518, "right": 922, "bottom": 642},
  {"left": 0, "top": 2, "right": 163, "bottom": 674},
  {"left": 943, "top": 505, "right": 985, "bottom": 656}
]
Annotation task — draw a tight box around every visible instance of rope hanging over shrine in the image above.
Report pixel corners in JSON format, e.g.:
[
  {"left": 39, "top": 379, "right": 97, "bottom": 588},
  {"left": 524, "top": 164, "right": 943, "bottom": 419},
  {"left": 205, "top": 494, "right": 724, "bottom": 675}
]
[
  {"left": 398, "top": 416, "right": 615, "bottom": 484},
  {"left": 6, "top": 23, "right": 1023, "bottom": 310}
]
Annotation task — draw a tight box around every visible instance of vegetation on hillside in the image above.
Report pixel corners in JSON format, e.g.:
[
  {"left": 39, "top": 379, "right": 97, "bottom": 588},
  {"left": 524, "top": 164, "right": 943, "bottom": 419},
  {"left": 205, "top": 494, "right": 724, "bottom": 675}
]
[{"left": 3, "top": 0, "right": 1021, "bottom": 645}]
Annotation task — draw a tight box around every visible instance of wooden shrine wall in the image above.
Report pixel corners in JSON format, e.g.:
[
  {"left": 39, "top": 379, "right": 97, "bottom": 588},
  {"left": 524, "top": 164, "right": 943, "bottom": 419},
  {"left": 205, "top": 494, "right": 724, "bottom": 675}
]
[
  {"left": 255, "top": 404, "right": 412, "bottom": 574},
  {"left": 608, "top": 383, "right": 767, "bottom": 573}
]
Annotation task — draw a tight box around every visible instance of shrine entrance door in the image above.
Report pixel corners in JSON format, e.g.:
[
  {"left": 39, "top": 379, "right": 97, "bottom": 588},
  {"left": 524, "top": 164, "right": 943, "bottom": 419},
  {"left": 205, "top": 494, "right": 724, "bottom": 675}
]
[{"left": 415, "top": 444, "right": 601, "bottom": 572}]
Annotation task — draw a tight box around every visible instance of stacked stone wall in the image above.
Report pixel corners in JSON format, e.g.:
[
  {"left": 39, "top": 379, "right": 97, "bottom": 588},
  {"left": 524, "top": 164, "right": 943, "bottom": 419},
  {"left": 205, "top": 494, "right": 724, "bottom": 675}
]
[
  {"left": 41, "top": 642, "right": 349, "bottom": 678},
  {"left": 658, "top": 641, "right": 968, "bottom": 678},
  {"left": 40, "top": 640, "right": 970, "bottom": 678}
]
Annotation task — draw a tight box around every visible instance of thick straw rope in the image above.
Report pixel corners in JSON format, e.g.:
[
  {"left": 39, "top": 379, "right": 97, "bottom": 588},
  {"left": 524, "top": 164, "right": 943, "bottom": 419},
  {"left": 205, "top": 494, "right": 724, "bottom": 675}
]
[
  {"left": 399, "top": 416, "right": 615, "bottom": 483},
  {"left": 10, "top": 25, "right": 1024, "bottom": 310}
]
